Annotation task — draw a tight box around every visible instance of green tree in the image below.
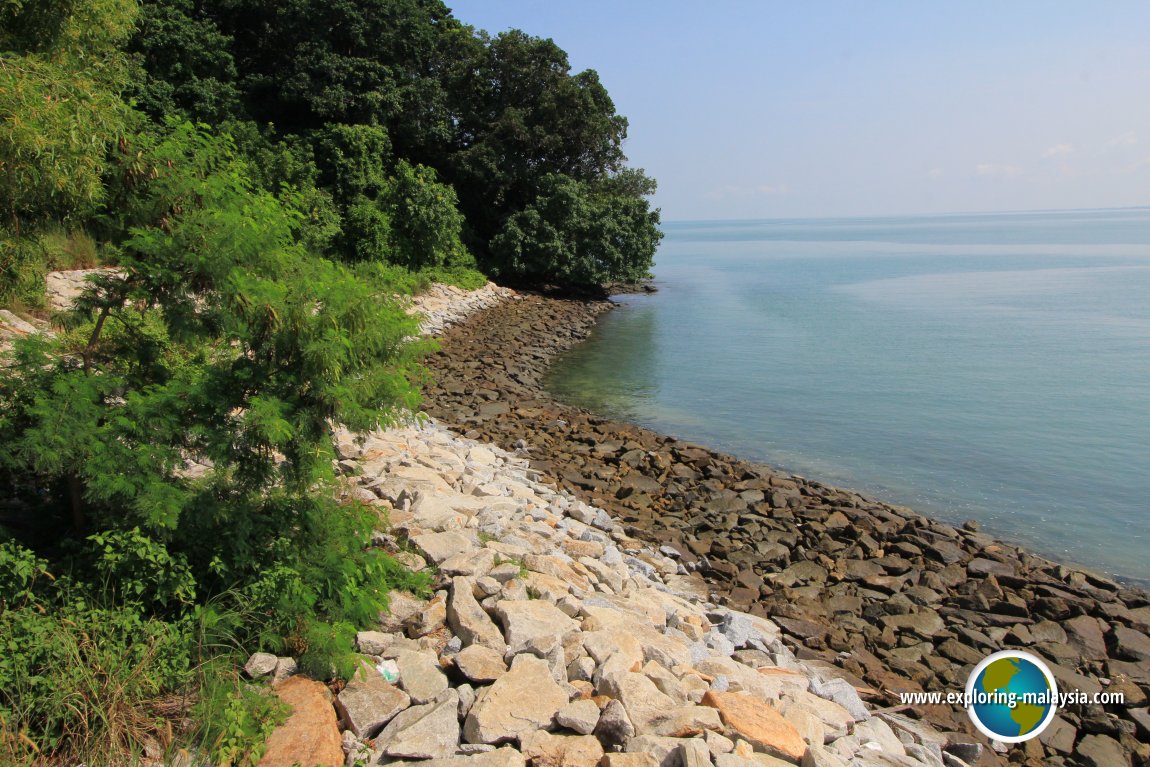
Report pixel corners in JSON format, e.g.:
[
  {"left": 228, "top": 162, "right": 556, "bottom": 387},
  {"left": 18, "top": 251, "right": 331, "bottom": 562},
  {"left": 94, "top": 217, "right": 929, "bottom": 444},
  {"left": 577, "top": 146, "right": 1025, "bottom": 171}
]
[
  {"left": 0, "top": 0, "right": 137, "bottom": 230},
  {"left": 445, "top": 29, "right": 629, "bottom": 252},
  {"left": 0, "top": 120, "right": 426, "bottom": 633},
  {"left": 212, "top": 0, "right": 465, "bottom": 142},
  {"left": 489, "top": 172, "right": 661, "bottom": 289},
  {"left": 310, "top": 123, "right": 393, "bottom": 205},
  {"left": 129, "top": 0, "right": 243, "bottom": 124},
  {"left": 386, "top": 159, "right": 468, "bottom": 270}
]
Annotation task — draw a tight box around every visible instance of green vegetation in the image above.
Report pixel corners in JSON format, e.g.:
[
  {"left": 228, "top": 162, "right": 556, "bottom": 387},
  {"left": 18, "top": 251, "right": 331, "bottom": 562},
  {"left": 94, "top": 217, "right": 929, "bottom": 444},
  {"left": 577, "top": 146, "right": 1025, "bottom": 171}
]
[{"left": 0, "top": 0, "right": 658, "bottom": 761}]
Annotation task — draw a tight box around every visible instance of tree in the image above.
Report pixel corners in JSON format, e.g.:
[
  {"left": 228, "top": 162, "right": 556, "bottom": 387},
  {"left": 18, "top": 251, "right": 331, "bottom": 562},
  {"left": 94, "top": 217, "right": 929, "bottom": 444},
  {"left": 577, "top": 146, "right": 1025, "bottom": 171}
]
[
  {"left": 386, "top": 159, "right": 468, "bottom": 270},
  {"left": 489, "top": 172, "right": 661, "bottom": 289},
  {"left": 128, "top": 0, "right": 243, "bottom": 124},
  {"left": 210, "top": 0, "right": 465, "bottom": 143},
  {"left": 445, "top": 30, "right": 629, "bottom": 252},
  {"left": 0, "top": 0, "right": 137, "bottom": 230},
  {"left": 0, "top": 121, "right": 426, "bottom": 641}
]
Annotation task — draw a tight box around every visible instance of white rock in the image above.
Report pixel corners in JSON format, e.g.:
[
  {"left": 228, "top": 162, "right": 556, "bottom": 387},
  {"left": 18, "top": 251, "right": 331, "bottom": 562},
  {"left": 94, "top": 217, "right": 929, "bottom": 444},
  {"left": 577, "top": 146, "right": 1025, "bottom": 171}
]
[
  {"left": 494, "top": 599, "right": 580, "bottom": 656},
  {"left": 463, "top": 654, "right": 568, "bottom": 744},
  {"left": 448, "top": 576, "right": 506, "bottom": 650},
  {"left": 382, "top": 689, "right": 461, "bottom": 760},
  {"left": 396, "top": 650, "right": 449, "bottom": 704},
  {"left": 556, "top": 698, "right": 601, "bottom": 735},
  {"left": 243, "top": 652, "right": 278, "bottom": 678}
]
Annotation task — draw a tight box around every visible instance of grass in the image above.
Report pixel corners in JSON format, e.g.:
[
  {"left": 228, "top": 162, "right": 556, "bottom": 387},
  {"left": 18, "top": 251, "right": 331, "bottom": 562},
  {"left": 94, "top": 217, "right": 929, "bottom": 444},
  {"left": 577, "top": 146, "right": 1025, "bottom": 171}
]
[
  {"left": 2, "top": 227, "right": 103, "bottom": 312},
  {"left": 39, "top": 228, "right": 99, "bottom": 271}
]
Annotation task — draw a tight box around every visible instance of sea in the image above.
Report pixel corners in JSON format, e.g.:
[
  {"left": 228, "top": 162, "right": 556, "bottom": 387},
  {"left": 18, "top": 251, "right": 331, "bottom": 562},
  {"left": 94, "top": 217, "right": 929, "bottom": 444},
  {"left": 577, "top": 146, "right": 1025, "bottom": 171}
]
[{"left": 545, "top": 208, "right": 1150, "bottom": 585}]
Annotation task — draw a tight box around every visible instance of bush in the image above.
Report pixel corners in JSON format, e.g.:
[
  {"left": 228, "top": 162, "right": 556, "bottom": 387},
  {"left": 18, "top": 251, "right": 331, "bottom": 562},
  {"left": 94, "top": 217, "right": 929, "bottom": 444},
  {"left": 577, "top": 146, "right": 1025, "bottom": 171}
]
[
  {"left": 0, "top": 543, "right": 194, "bottom": 766},
  {"left": 417, "top": 265, "right": 488, "bottom": 291},
  {"left": 489, "top": 173, "right": 661, "bottom": 289},
  {"left": 386, "top": 160, "right": 469, "bottom": 271}
]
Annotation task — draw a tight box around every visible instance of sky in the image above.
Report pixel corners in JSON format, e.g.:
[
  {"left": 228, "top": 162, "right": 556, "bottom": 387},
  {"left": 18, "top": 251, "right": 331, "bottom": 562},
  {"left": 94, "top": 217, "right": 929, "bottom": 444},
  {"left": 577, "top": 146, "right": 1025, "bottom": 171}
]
[{"left": 449, "top": 2, "right": 1150, "bottom": 221}]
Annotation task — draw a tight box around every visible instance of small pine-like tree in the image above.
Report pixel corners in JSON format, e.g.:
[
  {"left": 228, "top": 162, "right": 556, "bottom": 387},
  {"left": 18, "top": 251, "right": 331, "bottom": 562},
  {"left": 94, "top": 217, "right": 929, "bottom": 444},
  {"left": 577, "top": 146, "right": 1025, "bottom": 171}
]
[{"left": 0, "top": 121, "right": 428, "bottom": 648}]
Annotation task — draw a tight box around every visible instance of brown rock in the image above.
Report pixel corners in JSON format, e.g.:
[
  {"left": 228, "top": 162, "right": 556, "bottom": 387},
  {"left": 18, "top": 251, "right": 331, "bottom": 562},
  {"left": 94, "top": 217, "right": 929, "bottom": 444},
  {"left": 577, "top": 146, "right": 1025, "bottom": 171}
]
[
  {"left": 967, "top": 557, "right": 1015, "bottom": 578},
  {"left": 879, "top": 609, "right": 944, "bottom": 638},
  {"left": 1075, "top": 733, "right": 1131, "bottom": 767},
  {"left": 520, "top": 730, "right": 605, "bottom": 767},
  {"left": 601, "top": 753, "right": 660, "bottom": 767},
  {"left": 257, "top": 677, "right": 343, "bottom": 767},
  {"left": 1064, "top": 614, "right": 1108, "bottom": 660},
  {"left": 1110, "top": 624, "right": 1150, "bottom": 661},
  {"left": 1037, "top": 715, "right": 1077, "bottom": 754},
  {"left": 1106, "top": 674, "right": 1148, "bottom": 707},
  {"left": 702, "top": 690, "right": 807, "bottom": 763}
]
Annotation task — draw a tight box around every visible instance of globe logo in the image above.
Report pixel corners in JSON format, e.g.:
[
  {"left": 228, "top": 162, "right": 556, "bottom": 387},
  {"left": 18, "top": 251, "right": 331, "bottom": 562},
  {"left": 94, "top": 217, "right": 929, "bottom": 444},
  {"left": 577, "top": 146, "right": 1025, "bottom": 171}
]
[{"left": 966, "top": 650, "right": 1059, "bottom": 743}]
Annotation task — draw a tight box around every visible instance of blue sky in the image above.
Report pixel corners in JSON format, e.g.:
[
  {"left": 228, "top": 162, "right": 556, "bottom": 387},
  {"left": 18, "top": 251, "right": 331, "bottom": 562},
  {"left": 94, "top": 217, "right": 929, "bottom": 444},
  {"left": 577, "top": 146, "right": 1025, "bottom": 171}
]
[{"left": 449, "top": 2, "right": 1150, "bottom": 220}]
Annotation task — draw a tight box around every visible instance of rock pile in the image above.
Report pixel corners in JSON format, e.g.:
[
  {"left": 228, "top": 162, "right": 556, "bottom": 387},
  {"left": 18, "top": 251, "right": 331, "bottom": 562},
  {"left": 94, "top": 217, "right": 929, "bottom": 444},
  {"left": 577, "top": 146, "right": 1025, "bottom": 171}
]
[
  {"left": 419, "top": 293, "right": 1150, "bottom": 767},
  {"left": 409, "top": 282, "right": 518, "bottom": 336},
  {"left": 259, "top": 420, "right": 972, "bottom": 767}
]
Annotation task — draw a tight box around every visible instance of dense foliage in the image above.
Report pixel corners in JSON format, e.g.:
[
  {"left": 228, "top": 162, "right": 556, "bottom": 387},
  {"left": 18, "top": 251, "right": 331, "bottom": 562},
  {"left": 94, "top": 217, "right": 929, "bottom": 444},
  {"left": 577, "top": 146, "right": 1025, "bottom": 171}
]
[
  {"left": 0, "top": 0, "right": 659, "bottom": 761},
  {"left": 125, "top": 0, "right": 662, "bottom": 287}
]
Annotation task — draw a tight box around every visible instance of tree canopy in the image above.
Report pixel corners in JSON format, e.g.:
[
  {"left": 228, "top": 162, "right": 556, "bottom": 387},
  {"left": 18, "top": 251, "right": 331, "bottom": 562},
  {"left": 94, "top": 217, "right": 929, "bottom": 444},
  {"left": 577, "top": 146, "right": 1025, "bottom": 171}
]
[{"left": 125, "top": 0, "right": 661, "bottom": 288}]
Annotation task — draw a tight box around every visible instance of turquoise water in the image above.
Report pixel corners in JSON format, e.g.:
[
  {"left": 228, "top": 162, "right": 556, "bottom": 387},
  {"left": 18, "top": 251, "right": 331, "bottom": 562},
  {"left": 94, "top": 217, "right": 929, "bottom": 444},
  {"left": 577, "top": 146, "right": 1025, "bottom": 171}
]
[{"left": 546, "top": 209, "right": 1150, "bottom": 584}]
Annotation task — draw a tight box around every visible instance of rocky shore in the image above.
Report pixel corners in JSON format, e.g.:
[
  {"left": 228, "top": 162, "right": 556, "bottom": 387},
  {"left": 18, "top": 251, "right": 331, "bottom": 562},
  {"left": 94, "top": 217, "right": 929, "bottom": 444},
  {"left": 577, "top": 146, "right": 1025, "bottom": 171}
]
[
  {"left": 256, "top": 418, "right": 969, "bottom": 767},
  {"left": 9, "top": 274, "right": 1148, "bottom": 765},
  {"left": 416, "top": 291, "right": 1150, "bottom": 767}
]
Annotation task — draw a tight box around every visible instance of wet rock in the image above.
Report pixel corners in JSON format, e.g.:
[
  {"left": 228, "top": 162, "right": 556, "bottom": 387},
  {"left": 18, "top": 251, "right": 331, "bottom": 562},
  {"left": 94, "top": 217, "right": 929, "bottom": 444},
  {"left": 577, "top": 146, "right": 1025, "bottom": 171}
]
[
  {"left": 1110, "top": 625, "right": 1150, "bottom": 661},
  {"left": 1064, "top": 615, "right": 1109, "bottom": 660},
  {"left": 1075, "top": 733, "right": 1131, "bottom": 767}
]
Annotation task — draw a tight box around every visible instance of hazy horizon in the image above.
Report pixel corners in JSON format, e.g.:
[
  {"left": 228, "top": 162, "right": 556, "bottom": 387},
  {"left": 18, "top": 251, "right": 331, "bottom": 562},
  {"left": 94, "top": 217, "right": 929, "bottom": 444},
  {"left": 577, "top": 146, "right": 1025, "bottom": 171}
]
[{"left": 451, "top": 2, "right": 1150, "bottom": 222}]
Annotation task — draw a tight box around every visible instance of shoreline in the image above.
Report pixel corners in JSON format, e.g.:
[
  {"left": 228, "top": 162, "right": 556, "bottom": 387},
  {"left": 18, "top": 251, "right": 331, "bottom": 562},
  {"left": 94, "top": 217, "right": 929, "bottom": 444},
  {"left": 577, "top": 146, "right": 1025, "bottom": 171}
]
[
  {"left": 420, "top": 290, "right": 1150, "bottom": 765},
  {"left": 573, "top": 291, "right": 1147, "bottom": 593}
]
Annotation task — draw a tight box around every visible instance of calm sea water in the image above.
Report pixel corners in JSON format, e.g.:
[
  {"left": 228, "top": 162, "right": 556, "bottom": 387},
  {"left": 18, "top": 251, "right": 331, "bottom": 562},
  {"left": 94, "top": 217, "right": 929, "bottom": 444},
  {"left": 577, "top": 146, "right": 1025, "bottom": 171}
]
[{"left": 546, "top": 209, "right": 1150, "bottom": 584}]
